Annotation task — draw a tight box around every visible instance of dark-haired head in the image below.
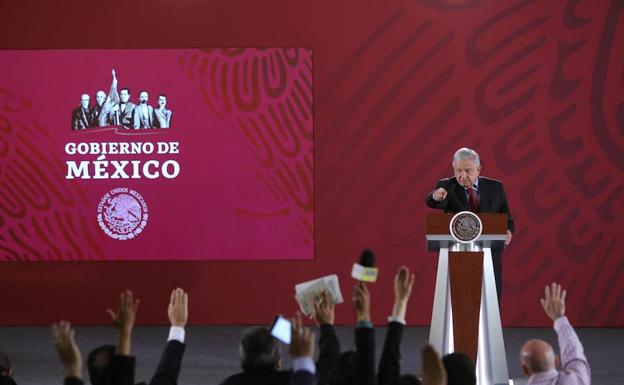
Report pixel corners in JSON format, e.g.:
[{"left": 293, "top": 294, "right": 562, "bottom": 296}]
[
  {"left": 87, "top": 345, "right": 116, "bottom": 385},
  {"left": 239, "top": 327, "right": 280, "bottom": 372},
  {"left": 443, "top": 352, "right": 476, "bottom": 385}
]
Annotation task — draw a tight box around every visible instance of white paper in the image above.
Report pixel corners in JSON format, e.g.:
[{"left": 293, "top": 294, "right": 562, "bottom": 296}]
[{"left": 294, "top": 274, "right": 343, "bottom": 316}]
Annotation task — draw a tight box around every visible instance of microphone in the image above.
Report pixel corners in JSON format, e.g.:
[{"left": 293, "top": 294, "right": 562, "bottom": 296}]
[{"left": 351, "top": 249, "right": 379, "bottom": 283}]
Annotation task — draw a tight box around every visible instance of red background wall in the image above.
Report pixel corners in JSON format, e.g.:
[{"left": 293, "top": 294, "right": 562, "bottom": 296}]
[{"left": 1, "top": 0, "right": 622, "bottom": 327}]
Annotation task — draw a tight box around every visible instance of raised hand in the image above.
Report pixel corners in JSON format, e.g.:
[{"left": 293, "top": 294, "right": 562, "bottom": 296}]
[
  {"left": 290, "top": 312, "right": 315, "bottom": 359},
  {"left": 107, "top": 290, "right": 139, "bottom": 355},
  {"left": 392, "top": 266, "right": 415, "bottom": 320},
  {"left": 52, "top": 320, "right": 82, "bottom": 379},
  {"left": 394, "top": 266, "right": 415, "bottom": 303},
  {"left": 421, "top": 344, "right": 447, "bottom": 385},
  {"left": 352, "top": 282, "right": 371, "bottom": 322},
  {"left": 540, "top": 282, "right": 566, "bottom": 321},
  {"left": 313, "top": 290, "right": 335, "bottom": 325},
  {"left": 107, "top": 290, "right": 140, "bottom": 332},
  {"left": 168, "top": 287, "right": 188, "bottom": 327}
]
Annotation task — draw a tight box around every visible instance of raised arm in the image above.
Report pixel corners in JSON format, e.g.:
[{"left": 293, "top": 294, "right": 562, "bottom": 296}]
[
  {"left": 378, "top": 266, "right": 415, "bottom": 385},
  {"left": 353, "top": 282, "right": 375, "bottom": 385},
  {"left": 313, "top": 290, "right": 340, "bottom": 385},
  {"left": 149, "top": 288, "right": 188, "bottom": 385},
  {"left": 52, "top": 320, "right": 83, "bottom": 385},
  {"left": 106, "top": 290, "right": 140, "bottom": 385},
  {"left": 541, "top": 283, "right": 590, "bottom": 385},
  {"left": 421, "top": 344, "right": 447, "bottom": 385},
  {"left": 289, "top": 312, "right": 317, "bottom": 385},
  {"left": 107, "top": 290, "right": 140, "bottom": 356}
]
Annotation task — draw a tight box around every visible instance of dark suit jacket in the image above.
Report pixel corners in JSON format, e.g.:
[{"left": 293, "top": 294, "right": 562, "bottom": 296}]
[
  {"left": 426, "top": 176, "right": 514, "bottom": 233},
  {"left": 290, "top": 370, "right": 316, "bottom": 385},
  {"left": 220, "top": 369, "right": 290, "bottom": 385},
  {"left": 317, "top": 324, "right": 340, "bottom": 385},
  {"left": 355, "top": 326, "right": 375, "bottom": 385},
  {"left": 0, "top": 376, "right": 17, "bottom": 385},
  {"left": 146, "top": 340, "right": 186, "bottom": 385},
  {"left": 63, "top": 377, "right": 83, "bottom": 385},
  {"left": 108, "top": 340, "right": 186, "bottom": 385},
  {"left": 111, "top": 354, "right": 136, "bottom": 385},
  {"left": 378, "top": 322, "right": 404, "bottom": 385}
]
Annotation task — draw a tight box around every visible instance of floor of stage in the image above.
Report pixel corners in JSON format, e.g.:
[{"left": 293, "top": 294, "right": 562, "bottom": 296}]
[{"left": 1, "top": 325, "right": 621, "bottom": 385}]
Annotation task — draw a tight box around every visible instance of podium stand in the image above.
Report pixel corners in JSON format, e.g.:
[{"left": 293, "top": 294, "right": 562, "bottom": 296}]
[{"left": 426, "top": 213, "right": 510, "bottom": 385}]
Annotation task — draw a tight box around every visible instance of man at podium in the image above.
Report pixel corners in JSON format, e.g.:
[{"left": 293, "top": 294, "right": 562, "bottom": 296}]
[{"left": 426, "top": 147, "right": 514, "bottom": 304}]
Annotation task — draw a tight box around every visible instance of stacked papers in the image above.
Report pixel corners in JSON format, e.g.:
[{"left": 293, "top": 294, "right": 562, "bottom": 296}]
[{"left": 295, "top": 274, "right": 344, "bottom": 317}]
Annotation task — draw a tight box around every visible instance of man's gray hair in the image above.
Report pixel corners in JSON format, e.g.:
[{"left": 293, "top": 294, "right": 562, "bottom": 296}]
[{"left": 452, "top": 147, "right": 480, "bottom": 167}]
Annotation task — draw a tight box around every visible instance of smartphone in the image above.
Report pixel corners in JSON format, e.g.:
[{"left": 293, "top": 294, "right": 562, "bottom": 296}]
[{"left": 270, "top": 315, "right": 292, "bottom": 344}]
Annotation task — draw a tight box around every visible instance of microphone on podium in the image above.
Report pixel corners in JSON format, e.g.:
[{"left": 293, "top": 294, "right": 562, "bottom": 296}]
[{"left": 351, "top": 249, "right": 378, "bottom": 283}]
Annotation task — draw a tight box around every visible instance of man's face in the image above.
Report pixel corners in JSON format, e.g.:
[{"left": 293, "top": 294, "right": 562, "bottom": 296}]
[
  {"left": 158, "top": 96, "right": 166, "bottom": 108},
  {"left": 80, "top": 94, "right": 90, "bottom": 109},
  {"left": 453, "top": 158, "right": 480, "bottom": 188},
  {"left": 120, "top": 90, "right": 130, "bottom": 103},
  {"left": 139, "top": 92, "right": 148, "bottom": 104},
  {"left": 96, "top": 91, "right": 106, "bottom": 106}
]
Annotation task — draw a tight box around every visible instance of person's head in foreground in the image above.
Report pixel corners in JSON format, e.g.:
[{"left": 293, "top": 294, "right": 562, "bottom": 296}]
[
  {"left": 443, "top": 352, "right": 475, "bottom": 385},
  {"left": 520, "top": 339, "right": 559, "bottom": 376},
  {"left": 239, "top": 327, "right": 281, "bottom": 372},
  {"left": 87, "top": 345, "right": 116, "bottom": 385}
]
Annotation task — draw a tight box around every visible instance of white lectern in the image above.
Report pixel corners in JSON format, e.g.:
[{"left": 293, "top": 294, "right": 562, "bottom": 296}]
[{"left": 426, "top": 213, "right": 510, "bottom": 385}]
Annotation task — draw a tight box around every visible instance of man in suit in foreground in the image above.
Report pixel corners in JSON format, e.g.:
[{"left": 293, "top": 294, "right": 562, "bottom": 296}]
[{"left": 426, "top": 147, "right": 514, "bottom": 304}]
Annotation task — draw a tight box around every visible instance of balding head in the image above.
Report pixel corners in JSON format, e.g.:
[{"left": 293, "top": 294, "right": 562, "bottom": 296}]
[{"left": 520, "top": 339, "right": 558, "bottom": 376}]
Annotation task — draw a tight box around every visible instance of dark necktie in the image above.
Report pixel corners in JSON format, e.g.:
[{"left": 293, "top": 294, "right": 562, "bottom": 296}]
[{"left": 467, "top": 188, "right": 480, "bottom": 213}]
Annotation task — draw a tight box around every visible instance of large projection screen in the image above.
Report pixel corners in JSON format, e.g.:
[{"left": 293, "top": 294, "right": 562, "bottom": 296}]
[{"left": 0, "top": 49, "right": 313, "bottom": 261}]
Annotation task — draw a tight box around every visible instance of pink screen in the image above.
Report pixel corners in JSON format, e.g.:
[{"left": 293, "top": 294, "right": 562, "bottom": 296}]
[{"left": 0, "top": 49, "right": 313, "bottom": 261}]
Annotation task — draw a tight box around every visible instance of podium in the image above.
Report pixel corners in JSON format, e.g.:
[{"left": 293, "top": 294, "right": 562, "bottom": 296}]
[{"left": 426, "top": 213, "right": 510, "bottom": 385}]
